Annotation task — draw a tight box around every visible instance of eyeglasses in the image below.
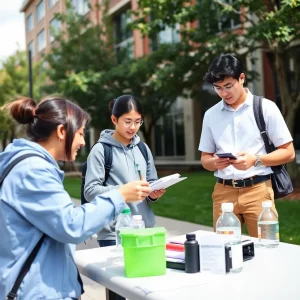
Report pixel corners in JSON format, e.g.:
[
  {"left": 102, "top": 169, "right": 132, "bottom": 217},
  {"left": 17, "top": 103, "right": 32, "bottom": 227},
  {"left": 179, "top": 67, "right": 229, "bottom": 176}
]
[
  {"left": 123, "top": 120, "right": 144, "bottom": 128},
  {"left": 212, "top": 80, "right": 237, "bottom": 93}
]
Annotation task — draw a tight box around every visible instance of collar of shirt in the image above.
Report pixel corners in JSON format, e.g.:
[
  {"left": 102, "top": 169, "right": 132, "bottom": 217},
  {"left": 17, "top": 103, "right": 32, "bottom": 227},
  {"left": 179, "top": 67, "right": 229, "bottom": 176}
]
[{"left": 221, "top": 88, "right": 253, "bottom": 111}]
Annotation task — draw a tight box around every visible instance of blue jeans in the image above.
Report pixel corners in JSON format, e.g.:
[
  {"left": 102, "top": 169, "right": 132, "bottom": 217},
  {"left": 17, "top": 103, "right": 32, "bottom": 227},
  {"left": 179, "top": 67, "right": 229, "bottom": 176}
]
[{"left": 97, "top": 239, "right": 125, "bottom": 300}]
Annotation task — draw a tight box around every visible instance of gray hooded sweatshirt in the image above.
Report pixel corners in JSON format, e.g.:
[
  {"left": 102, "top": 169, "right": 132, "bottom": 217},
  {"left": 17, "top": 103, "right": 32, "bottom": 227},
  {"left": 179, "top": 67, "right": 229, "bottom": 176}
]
[{"left": 84, "top": 129, "right": 158, "bottom": 240}]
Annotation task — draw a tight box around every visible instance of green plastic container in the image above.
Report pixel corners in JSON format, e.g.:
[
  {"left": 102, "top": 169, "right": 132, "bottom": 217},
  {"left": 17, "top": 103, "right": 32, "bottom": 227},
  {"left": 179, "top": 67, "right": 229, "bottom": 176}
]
[{"left": 120, "top": 227, "right": 166, "bottom": 278}]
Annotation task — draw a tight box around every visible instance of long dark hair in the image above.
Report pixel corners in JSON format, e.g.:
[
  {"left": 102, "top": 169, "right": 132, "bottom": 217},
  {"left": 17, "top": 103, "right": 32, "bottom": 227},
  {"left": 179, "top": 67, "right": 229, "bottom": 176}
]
[
  {"left": 5, "top": 95, "right": 90, "bottom": 160},
  {"left": 108, "top": 95, "right": 143, "bottom": 119}
]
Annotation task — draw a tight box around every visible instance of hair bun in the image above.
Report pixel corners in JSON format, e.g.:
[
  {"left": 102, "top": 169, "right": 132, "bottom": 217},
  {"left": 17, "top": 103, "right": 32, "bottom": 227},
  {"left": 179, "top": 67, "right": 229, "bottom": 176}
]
[
  {"left": 108, "top": 98, "right": 116, "bottom": 113},
  {"left": 6, "top": 97, "right": 36, "bottom": 124}
]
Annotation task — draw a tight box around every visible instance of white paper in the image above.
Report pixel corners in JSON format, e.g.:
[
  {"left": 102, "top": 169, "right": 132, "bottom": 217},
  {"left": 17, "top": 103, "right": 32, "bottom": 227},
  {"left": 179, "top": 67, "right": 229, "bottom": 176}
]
[
  {"left": 150, "top": 173, "right": 187, "bottom": 191},
  {"left": 199, "top": 235, "right": 226, "bottom": 274}
]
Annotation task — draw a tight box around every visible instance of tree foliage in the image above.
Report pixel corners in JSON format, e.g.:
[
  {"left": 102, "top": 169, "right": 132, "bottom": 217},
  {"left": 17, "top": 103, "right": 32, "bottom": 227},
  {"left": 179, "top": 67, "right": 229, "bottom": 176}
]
[
  {"left": 44, "top": 0, "right": 114, "bottom": 129},
  {"left": 132, "top": 0, "right": 300, "bottom": 183},
  {"left": 44, "top": 1, "right": 188, "bottom": 145},
  {"left": 0, "top": 50, "right": 45, "bottom": 149}
]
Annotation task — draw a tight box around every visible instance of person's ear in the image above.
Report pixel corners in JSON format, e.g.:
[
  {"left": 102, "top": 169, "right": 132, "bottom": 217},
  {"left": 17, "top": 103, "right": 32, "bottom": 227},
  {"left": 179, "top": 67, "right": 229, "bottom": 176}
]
[
  {"left": 56, "top": 124, "right": 66, "bottom": 141},
  {"left": 240, "top": 73, "right": 245, "bottom": 84},
  {"left": 111, "top": 115, "right": 118, "bottom": 126}
]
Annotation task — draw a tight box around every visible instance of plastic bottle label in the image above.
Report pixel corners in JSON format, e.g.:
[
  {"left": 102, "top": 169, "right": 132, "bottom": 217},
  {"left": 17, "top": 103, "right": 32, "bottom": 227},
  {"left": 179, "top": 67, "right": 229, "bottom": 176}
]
[
  {"left": 216, "top": 227, "right": 241, "bottom": 242},
  {"left": 257, "top": 221, "right": 280, "bottom": 245}
]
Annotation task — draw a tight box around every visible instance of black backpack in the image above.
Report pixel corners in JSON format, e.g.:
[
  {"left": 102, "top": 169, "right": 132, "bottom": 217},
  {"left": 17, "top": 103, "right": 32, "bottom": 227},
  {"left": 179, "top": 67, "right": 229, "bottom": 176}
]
[
  {"left": 81, "top": 141, "right": 149, "bottom": 205},
  {"left": 253, "top": 95, "right": 293, "bottom": 199}
]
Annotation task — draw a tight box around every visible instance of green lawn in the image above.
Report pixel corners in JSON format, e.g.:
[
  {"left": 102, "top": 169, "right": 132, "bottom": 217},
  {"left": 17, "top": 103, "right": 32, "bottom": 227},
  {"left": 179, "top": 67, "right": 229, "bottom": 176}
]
[{"left": 63, "top": 172, "right": 300, "bottom": 245}]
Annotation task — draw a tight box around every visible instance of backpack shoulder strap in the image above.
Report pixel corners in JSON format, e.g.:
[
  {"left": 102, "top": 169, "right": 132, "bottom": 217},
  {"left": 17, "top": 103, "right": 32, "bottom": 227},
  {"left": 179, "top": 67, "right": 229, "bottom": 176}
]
[
  {"left": 253, "top": 95, "right": 266, "bottom": 133},
  {"left": 7, "top": 235, "right": 45, "bottom": 300},
  {"left": 0, "top": 153, "right": 46, "bottom": 187},
  {"left": 137, "top": 142, "right": 149, "bottom": 164},
  {"left": 100, "top": 142, "right": 112, "bottom": 185},
  {"left": 253, "top": 95, "right": 275, "bottom": 153}
]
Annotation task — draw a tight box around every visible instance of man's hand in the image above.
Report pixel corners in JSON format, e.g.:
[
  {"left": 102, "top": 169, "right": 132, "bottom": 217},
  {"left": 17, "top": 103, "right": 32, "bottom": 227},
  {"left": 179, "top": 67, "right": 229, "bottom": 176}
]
[
  {"left": 230, "top": 152, "right": 256, "bottom": 170},
  {"left": 213, "top": 154, "right": 232, "bottom": 170}
]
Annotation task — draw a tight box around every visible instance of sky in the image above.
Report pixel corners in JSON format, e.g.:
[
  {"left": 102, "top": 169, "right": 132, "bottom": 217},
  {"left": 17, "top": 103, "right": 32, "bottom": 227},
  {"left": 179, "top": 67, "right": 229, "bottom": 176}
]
[{"left": 0, "top": 0, "right": 26, "bottom": 64}]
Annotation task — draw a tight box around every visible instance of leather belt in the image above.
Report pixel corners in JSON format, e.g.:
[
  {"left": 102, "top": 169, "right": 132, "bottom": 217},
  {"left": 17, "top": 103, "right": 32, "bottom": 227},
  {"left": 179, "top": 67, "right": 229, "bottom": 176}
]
[{"left": 216, "top": 175, "right": 271, "bottom": 188}]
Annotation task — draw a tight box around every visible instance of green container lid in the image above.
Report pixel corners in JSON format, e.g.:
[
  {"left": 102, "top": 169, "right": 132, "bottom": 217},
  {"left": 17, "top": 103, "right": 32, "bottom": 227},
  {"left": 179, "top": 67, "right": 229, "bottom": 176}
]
[
  {"left": 120, "top": 227, "right": 166, "bottom": 248},
  {"left": 121, "top": 208, "right": 131, "bottom": 214}
]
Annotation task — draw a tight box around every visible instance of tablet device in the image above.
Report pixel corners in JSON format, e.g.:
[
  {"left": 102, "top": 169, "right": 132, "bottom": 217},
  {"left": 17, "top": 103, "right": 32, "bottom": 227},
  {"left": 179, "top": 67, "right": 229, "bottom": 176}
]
[{"left": 216, "top": 153, "right": 237, "bottom": 159}]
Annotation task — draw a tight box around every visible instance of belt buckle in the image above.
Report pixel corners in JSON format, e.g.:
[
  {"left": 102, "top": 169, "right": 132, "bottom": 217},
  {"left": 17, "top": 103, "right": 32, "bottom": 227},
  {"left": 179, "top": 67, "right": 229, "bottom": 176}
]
[{"left": 232, "top": 179, "right": 245, "bottom": 188}]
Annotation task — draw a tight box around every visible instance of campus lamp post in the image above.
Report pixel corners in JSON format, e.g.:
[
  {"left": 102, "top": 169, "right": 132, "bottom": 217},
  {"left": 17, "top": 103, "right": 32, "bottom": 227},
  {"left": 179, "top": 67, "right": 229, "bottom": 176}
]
[{"left": 28, "top": 49, "right": 33, "bottom": 99}]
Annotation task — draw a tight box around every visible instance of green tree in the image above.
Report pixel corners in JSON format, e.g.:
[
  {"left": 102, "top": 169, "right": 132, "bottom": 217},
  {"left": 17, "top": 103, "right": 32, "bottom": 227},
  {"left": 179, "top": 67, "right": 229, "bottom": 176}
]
[
  {"left": 132, "top": 0, "right": 300, "bottom": 184},
  {"left": 44, "top": 0, "right": 114, "bottom": 130},
  {"left": 44, "top": 1, "right": 189, "bottom": 147},
  {"left": 102, "top": 43, "right": 187, "bottom": 146},
  {"left": 0, "top": 50, "right": 45, "bottom": 149}
]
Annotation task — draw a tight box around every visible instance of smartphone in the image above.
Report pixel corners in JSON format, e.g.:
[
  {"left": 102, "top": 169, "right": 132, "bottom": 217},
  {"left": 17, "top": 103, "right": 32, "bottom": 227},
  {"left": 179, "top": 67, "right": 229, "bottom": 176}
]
[{"left": 216, "top": 153, "right": 237, "bottom": 160}]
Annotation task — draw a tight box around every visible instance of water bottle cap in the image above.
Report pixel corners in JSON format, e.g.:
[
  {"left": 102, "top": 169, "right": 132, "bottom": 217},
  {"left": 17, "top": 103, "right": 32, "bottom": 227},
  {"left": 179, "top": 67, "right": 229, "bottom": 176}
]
[
  {"left": 262, "top": 200, "right": 272, "bottom": 208},
  {"left": 221, "top": 202, "right": 234, "bottom": 212},
  {"left": 121, "top": 208, "right": 131, "bottom": 214},
  {"left": 186, "top": 233, "right": 196, "bottom": 241},
  {"left": 132, "top": 215, "right": 142, "bottom": 220}
]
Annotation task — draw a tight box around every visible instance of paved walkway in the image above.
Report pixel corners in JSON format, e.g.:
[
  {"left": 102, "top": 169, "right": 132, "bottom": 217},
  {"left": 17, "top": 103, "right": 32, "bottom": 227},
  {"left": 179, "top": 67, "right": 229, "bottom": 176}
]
[{"left": 76, "top": 213, "right": 213, "bottom": 300}]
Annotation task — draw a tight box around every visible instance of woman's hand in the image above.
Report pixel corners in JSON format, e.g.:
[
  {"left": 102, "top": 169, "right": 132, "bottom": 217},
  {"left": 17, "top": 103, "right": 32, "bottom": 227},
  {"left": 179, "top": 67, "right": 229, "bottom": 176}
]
[
  {"left": 149, "top": 189, "right": 166, "bottom": 200},
  {"left": 118, "top": 180, "right": 151, "bottom": 202}
]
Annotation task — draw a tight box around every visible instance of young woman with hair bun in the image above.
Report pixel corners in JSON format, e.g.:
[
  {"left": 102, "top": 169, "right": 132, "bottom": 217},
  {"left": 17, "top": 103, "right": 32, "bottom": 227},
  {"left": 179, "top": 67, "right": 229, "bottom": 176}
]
[{"left": 0, "top": 95, "right": 151, "bottom": 300}]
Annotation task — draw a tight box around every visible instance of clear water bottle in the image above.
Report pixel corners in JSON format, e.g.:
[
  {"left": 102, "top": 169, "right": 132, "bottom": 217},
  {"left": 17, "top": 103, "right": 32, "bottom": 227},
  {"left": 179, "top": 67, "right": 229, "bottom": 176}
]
[
  {"left": 257, "top": 200, "right": 279, "bottom": 248},
  {"left": 115, "top": 208, "right": 132, "bottom": 251},
  {"left": 216, "top": 202, "right": 243, "bottom": 273},
  {"left": 131, "top": 215, "right": 145, "bottom": 229}
]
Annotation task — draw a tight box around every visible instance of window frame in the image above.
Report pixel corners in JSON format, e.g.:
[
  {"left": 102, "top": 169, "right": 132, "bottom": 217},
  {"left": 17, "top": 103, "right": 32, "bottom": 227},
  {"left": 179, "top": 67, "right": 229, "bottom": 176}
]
[
  {"left": 27, "top": 13, "right": 34, "bottom": 32},
  {"left": 36, "top": 0, "right": 45, "bottom": 22},
  {"left": 49, "top": 17, "right": 61, "bottom": 42},
  {"left": 37, "top": 29, "right": 46, "bottom": 52}
]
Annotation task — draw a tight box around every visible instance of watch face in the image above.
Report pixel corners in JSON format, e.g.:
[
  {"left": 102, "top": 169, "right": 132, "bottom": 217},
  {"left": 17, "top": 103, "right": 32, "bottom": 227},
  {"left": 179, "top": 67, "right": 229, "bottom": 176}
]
[{"left": 255, "top": 160, "right": 262, "bottom": 167}]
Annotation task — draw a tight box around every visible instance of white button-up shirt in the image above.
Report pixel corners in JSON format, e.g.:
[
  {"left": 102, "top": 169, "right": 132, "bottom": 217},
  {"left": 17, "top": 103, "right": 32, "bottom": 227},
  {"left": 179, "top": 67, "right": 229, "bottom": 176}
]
[{"left": 198, "top": 89, "right": 293, "bottom": 179}]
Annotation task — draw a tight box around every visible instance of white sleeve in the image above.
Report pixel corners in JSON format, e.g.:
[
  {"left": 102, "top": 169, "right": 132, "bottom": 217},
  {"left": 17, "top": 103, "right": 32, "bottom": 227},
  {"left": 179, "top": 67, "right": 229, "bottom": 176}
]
[{"left": 198, "top": 112, "right": 216, "bottom": 153}]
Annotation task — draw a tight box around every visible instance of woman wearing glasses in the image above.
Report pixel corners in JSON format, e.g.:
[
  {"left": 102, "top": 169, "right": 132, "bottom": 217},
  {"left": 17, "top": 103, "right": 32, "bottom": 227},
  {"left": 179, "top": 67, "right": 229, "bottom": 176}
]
[{"left": 84, "top": 95, "right": 165, "bottom": 248}]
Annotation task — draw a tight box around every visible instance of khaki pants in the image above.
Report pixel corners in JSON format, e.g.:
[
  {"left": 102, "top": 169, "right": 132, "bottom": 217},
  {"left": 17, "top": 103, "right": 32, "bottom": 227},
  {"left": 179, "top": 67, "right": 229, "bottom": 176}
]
[{"left": 212, "top": 179, "right": 277, "bottom": 237}]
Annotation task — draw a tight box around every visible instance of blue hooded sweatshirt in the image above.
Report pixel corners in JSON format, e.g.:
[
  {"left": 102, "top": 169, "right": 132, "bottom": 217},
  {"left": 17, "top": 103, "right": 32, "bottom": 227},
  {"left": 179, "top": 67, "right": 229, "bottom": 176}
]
[
  {"left": 84, "top": 130, "right": 158, "bottom": 241},
  {"left": 0, "top": 138, "right": 125, "bottom": 299}
]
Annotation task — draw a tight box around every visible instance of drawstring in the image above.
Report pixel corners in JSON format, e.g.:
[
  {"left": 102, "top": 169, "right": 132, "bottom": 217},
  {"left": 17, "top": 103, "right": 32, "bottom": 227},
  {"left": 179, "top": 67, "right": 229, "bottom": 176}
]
[{"left": 120, "top": 144, "right": 130, "bottom": 178}]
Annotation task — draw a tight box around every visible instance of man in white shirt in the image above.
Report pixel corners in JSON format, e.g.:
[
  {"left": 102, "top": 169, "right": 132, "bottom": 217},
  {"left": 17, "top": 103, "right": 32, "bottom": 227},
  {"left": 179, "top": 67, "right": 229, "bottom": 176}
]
[{"left": 199, "top": 53, "right": 295, "bottom": 237}]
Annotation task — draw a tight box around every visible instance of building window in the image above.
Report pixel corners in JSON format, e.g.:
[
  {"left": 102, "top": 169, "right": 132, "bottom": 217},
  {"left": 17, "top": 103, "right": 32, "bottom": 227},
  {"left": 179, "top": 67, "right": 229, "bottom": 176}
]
[
  {"left": 71, "top": 0, "right": 89, "bottom": 15},
  {"left": 36, "top": 0, "right": 45, "bottom": 22},
  {"left": 27, "top": 14, "right": 34, "bottom": 32},
  {"left": 154, "top": 99, "right": 185, "bottom": 157},
  {"left": 113, "top": 9, "right": 134, "bottom": 60},
  {"left": 218, "top": 0, "right": 240, "bottom": 31},
  {"left": 37, "top": 29, "right": 46, "bottom": 52},
  {"left": 49, "top": 17, "right": 61, "bottom": 42},
  {"left": 48, "top": 0, "right": 59, "bottom": 9},
  {"left": 28, "top": 40, "right": 35, "bottom": 58},
  {"left": 151, "top": 24, "right": 180, "bottom": 52}
]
